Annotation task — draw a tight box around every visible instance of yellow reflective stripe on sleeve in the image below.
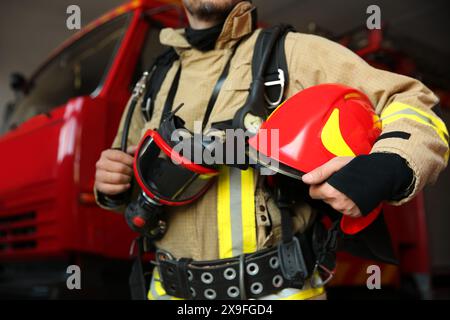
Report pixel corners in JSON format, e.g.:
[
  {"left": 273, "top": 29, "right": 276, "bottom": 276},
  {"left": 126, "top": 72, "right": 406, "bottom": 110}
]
[
  {"left": 217, "top": 166, "right": 257, "bottom": 259},
  {"left": 381, "top": 102, "right": 449, "bottom": 145}
]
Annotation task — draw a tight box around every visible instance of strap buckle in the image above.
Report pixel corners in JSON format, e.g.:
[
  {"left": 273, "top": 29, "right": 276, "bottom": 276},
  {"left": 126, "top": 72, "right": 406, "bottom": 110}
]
[
  {"left": 132, "top": 71, "right": 150, "bottom": 100},
  {"left": 238, "top": 254, "right": 247, "bottom": 300},
  {"left": 277, "top": 237, "right": 308, "bottom": 287},
  {"left": 310, "top": 263, "right": 335, "bottom": 288},
  {"left": 142, "top": 97, "right": 152, "bottom": 122},
  {"left": 264, "top": 68, "right": 285, "bottom": 108}
]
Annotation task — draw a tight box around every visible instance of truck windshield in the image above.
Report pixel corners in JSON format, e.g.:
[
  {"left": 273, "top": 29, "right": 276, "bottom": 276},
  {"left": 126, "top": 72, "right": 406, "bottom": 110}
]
[{"left": 5, "top": 13, "right": 131, "bottom": 132}]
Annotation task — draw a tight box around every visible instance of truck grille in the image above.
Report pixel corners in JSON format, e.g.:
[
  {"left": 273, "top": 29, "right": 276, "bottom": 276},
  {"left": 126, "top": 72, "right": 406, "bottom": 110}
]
[{"left": 0, "top": 212, "right": 37, "bottom": 252}]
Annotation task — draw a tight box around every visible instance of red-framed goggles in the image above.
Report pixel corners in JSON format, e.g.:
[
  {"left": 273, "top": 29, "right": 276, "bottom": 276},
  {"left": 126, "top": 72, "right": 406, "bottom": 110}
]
[{"left": 133, "top": 123, "right": 219, "bottom": 206}]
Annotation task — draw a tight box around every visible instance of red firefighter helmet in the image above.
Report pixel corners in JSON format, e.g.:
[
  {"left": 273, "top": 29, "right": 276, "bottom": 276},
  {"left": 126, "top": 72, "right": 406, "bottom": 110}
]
[{"left": 248, "top": 84, "right": 382, "bottom": 234}]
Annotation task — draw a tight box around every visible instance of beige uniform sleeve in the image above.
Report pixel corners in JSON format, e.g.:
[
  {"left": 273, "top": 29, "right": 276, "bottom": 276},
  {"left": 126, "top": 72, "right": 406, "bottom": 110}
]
[
  {"left": 285, "top": 32, "right": 449, "bottom": 204},
  {"left": 94, "top": 95, "right": 146, "bottom": 211}
]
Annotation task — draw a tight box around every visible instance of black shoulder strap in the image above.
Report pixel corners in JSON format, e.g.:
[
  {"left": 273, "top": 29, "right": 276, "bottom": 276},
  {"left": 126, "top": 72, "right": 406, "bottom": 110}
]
[
  {"left": 232, "top": 24, "right": 294, "bottom": 130},
  {"left": 142, "top": 24, "right": 293, "bottom": 126},
  {"left": 160, "top": 40, "right": 241, "bottom": 129},
  {"left": 141, "top": 48, "right": 179, "bottom": 122},
  {"left": 258, "top": 24, "right": 294, "bottom": 110}
]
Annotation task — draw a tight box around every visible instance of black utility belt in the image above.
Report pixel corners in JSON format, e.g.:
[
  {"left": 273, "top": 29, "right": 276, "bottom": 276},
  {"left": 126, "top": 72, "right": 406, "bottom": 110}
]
[{"left": 155, "top": 237, "right": 319, "bottom": 300}]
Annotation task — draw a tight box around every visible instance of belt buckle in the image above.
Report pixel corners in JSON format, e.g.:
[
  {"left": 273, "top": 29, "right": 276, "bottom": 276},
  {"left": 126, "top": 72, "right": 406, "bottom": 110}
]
[{"left": 155, "top": 249, "right": 174, "bottom": 264}]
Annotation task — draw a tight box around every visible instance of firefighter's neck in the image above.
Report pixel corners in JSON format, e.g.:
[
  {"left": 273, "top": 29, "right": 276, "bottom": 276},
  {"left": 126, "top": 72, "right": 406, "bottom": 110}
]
[{"left": 186, "top": 11, "right": 221, "bottom": 29}]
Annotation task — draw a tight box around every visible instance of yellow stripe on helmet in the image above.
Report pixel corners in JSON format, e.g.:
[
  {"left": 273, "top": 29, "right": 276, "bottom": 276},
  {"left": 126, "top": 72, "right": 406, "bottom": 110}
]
[{"left": 321, "top": 108, "right": 356, "bottom": 157}]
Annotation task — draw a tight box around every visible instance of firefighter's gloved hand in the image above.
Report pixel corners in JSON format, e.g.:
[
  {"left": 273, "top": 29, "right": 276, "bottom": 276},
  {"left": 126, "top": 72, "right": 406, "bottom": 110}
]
[{"left": 303, "top": 153, "right": 414, "bottom": 216}]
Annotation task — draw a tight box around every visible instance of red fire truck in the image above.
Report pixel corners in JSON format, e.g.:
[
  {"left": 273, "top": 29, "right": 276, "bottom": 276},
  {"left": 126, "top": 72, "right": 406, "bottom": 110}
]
[{"left": 0, "top": 0, "right": 432, "bottom": 299}]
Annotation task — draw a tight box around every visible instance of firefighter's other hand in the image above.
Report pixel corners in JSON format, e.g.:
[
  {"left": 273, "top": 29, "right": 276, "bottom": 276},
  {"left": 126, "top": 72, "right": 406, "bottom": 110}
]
[
  {"left": 301, "top": 157, "right": 362, "bottom": 218},
  {"left": 94, "top": 146, "right": 137, "bottom": 195}
]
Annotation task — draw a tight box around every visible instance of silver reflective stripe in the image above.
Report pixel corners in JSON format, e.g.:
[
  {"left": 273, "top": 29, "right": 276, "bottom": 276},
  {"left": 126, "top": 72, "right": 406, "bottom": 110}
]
[
  {"left": 217, "top": 166, "right": 256, "bottom": 259},
  {"left": 148, "top": 270, "right": 172, "bottom": 300},
  {"left": 381, "top": 108, "right": 434, "bottom": 125},
  {"left": 149, "top": 279, "right": 171, "bottom": 300}
]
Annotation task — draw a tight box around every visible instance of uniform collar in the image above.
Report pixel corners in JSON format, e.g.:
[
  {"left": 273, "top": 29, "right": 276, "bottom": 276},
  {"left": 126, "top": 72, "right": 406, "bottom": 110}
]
[{"left": 160, "top": 1, "right": 256, "bottom": 53}]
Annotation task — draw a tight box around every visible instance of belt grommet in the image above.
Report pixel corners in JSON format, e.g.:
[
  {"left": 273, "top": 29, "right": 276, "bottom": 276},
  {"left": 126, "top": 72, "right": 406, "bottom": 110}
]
[
  {"left": 201, "top": 272, "right": 214, "bottom": 284},
  {"left": 272, "top": 275, "right": 283, "bottom": 288},
  {"left": 269, "top": 256, "right": 279, "bottom": 269},
  {"left": 246, "top": 263, "right": 259, "bottom": 276},
  {"left": 224, "top": 267, "right": 236, "bottom": 280},
  {"left": 250, "top": 282, "right": 263, "bottom": 295},
  {"left": 204, "top": 288, "right": 217, "bottom": 300},
  {"left": 227, "top": 286, "right": 240, "bottom": 298},
  {"left": 187, "top": 270, "right": 193, "bottom": 281},
  {"left": 189, "top": 287, "right": 196, "bottom": 298}
]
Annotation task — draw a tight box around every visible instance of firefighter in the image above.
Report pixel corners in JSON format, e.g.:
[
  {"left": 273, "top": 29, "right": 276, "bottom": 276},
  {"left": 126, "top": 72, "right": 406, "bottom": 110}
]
[{"left": 94, "top": 0, "right": 449, "bottom": 300}]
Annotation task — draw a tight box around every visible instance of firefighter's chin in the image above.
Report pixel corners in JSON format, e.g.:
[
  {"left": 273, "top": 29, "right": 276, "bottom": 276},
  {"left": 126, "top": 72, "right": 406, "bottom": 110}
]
[{"left": 182, "top": 0, "right": 243, "bottom": 22}]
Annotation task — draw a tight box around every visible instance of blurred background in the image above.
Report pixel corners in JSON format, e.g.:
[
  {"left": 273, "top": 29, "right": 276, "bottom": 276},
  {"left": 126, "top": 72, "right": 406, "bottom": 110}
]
[{"left": 0, "top": 0, "right": 449, "bottom": 299}]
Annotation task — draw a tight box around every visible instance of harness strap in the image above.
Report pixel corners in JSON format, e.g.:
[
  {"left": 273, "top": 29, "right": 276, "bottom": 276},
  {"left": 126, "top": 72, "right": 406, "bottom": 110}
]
[
  {"left": 232, "top": 24, "right": 294, "bottom": 130},
  {"left": 201, "top": 48, "right": 237, "bottom": 130},
  {"left": 128, "top": 237, "right": 148, "bottom": 300},
  {"left": 160, "top": 65, "right": 181, "bottom": 125},
  {"left": 253, "top": 24, "right": 292, "bottom": 107},
  {"left": 158, "top": 44, "right": 240, "bottom": 130},
  {"left": 142, "top": 48, "right": 178, "bottom": 121}
]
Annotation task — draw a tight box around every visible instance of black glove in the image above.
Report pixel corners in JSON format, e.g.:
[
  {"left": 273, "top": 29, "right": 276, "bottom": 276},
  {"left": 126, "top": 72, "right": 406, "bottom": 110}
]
[{"left": 327, "top": 153, "right": 414, "bottom": 215}]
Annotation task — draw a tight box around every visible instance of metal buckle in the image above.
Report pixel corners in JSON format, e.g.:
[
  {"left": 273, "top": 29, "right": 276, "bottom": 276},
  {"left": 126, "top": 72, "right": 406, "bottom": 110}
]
[
  {"left": 155, "top": 249, "right": 174, "bottom": 263},
  {"left": 264, "top": 68, "right": 285, "bottom": 108},
  {"left": 132, "top": 71, "right": 149, "bottom": 100},
  {"left": 142, "top": 97, "right": 152, "bottom": 121},
  {"left": 310, "top": 263, "right": 335, "bottom": 288}
]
